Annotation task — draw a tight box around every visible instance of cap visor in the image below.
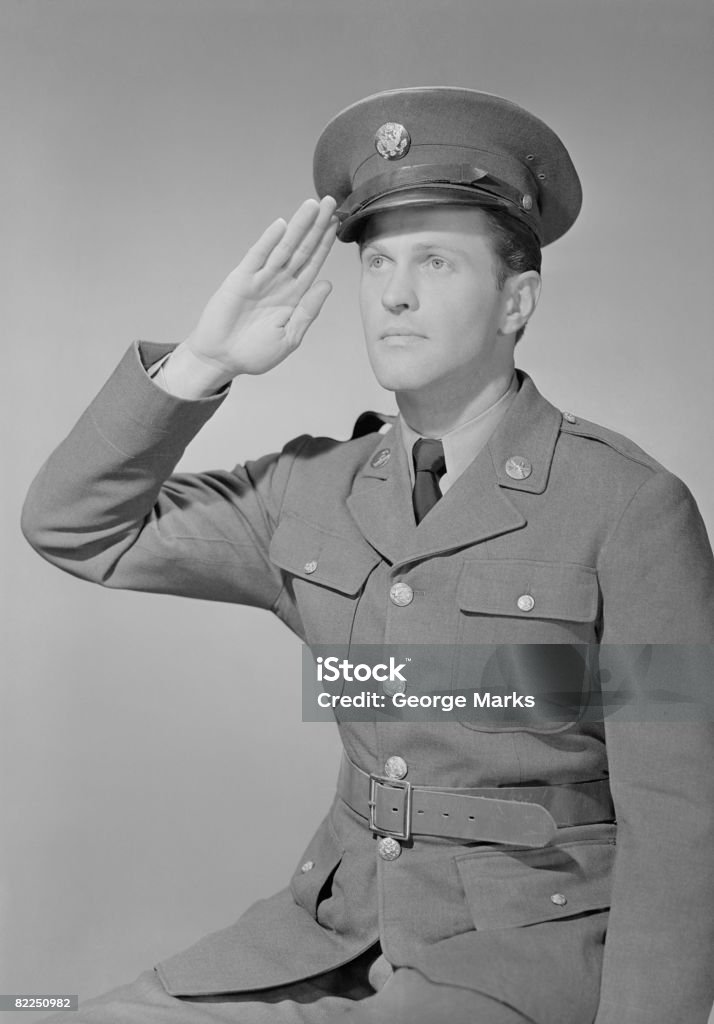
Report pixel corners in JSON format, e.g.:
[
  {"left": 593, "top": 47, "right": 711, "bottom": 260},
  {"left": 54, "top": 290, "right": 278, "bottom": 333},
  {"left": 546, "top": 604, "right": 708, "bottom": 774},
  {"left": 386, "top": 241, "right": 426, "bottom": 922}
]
[{"left": 338, "top": 185, "right": 518, "bottom": 242}]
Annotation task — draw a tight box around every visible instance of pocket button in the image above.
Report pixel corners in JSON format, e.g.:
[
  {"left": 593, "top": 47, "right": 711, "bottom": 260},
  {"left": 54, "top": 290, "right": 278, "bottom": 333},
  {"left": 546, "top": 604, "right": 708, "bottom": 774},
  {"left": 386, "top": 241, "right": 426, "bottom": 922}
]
[{"left": 383, "top": 677, "right": 406, "bottom": 696}]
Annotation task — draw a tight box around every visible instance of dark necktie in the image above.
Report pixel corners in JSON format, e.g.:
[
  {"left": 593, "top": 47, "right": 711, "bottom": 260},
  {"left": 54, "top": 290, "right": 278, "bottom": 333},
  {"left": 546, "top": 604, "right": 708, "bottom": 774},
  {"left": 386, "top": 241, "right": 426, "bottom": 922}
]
[{"left": 412, "top": 438, "right": 446, "bottom": 524}]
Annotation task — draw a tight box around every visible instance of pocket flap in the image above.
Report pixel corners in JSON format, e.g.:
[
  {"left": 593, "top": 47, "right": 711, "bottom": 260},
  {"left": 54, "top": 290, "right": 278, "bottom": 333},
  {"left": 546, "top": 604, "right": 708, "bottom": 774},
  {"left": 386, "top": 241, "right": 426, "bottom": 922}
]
[
  {"left": 458, "top": 560, "right": 599, "bottom": 623},
  {"left": 456, "top": 834, "right": 615, "bottom": 929},
  {"left": 270, "top": 515, "right": 380, "bottom": 595},
  {"left": 290, "top": 819, "right": 344, "bottom": 918}
]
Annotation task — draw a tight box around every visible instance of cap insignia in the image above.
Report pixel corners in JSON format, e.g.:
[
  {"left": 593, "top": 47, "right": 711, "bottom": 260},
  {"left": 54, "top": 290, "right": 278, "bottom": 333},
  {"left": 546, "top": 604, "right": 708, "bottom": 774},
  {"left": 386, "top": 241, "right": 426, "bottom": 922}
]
[
  {"left": 374, "top": 122, "right": 411, "bottom": 160},
  {"left": 370, "top": 448, "right": 391, "bottom": 468}
]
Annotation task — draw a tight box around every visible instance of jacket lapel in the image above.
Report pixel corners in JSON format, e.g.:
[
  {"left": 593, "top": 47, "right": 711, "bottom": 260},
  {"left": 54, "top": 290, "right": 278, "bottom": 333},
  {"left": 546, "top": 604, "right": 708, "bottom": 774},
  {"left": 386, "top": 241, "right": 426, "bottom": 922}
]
[
  {"left": 346, "top": 421, "right": 414, "bottom": 564},
  {"left": 346, "top": 372, "right": 562, "bottom": 566}
]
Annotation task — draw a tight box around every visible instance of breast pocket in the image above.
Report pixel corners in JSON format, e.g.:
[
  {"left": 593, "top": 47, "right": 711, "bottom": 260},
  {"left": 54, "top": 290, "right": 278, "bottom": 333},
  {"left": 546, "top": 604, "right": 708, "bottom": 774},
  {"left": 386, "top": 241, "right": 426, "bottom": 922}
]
[
  {"left": 269, "top": 514, "right": 381, "bottom": 645},
  {"left": 454, "top": 560, "right": 600, "bottom": 733}
]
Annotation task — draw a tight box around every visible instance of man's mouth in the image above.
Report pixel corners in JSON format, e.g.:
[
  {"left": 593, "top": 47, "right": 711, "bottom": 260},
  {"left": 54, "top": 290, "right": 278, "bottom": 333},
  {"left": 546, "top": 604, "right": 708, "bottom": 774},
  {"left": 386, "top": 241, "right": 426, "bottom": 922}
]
[{"left": 379, "top": 329, "right": 427, "bottom": 340}]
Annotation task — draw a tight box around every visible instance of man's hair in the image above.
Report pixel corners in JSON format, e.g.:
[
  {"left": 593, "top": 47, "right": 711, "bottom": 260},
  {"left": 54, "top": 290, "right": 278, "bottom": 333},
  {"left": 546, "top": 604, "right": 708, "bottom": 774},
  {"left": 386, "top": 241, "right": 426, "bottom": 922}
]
[{"left": 478, "top": 207, "right": 542, "bottom": 344}]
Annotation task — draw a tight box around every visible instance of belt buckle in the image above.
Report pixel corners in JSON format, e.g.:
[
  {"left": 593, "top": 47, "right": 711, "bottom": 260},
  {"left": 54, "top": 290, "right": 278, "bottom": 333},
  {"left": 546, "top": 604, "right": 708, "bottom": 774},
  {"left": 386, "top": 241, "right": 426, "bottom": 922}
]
[{"left": 368, "top": 774, "right": 412, "bottom": 841}]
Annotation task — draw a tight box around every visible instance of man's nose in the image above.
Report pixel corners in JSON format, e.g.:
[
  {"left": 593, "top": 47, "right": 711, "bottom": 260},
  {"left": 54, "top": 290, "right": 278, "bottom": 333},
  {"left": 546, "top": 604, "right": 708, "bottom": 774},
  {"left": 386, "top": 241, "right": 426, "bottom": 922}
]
[{"left": 381, "top": 267, "right": 418, "bottom": 311}]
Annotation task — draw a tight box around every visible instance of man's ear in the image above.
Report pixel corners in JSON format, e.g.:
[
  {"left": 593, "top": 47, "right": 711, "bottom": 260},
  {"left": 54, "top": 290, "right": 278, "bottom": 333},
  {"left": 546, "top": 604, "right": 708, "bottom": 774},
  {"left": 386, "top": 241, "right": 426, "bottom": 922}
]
[{"left": 499, "top": 271, "right": 542, "bottom": 337}]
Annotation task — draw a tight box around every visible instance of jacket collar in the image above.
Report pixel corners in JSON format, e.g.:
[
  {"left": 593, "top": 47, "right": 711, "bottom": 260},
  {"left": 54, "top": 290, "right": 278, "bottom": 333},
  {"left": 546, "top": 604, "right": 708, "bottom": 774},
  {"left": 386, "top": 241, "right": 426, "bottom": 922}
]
[{"left": 346, "top": 371, "right": 562, "bottom": 567}]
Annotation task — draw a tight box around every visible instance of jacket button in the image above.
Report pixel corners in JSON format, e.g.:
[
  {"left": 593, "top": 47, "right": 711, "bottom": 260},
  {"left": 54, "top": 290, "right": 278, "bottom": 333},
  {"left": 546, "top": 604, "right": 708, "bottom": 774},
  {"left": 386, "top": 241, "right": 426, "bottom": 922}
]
[
  {"left": 563, "top": 412, "right": 577, "bottom": 424},
  {"left": 377, "top": 836, "right": 402, "bottom": 861},
  {"left": 550, "top": 892, "right": 568, "bottom": 906},
  {"left": 517, "top": 594, "right": 535, "bottom": 612},
  {"left": 389, "top": 582, "right": 414, "bottom": 606},
  {"left": 384, "top": 756, "right": 407, "bottom": 779},
  {"left": 303, "top": 560, "right": 318, "bottom": 575},
  {"left": 300, "top": 860, "right": 314, "bottom": 873},
  {"left": 383, "top": 676, "right": 406, "bottom": 697}
]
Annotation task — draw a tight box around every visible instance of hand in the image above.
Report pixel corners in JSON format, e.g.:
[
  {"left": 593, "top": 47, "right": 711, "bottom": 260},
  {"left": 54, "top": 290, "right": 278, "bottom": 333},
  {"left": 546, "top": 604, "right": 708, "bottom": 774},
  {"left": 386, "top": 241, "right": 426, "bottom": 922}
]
[{"left": 166, "top": 197, "right": 338, "bottom": 397}]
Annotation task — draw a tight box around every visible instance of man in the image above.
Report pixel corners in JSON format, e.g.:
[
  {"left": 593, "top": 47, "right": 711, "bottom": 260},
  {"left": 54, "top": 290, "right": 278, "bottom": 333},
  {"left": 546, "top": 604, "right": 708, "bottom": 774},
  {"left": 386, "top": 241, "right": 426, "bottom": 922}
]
[{"left": 22, "top": 88, "right": 714, "bottom": 1023}]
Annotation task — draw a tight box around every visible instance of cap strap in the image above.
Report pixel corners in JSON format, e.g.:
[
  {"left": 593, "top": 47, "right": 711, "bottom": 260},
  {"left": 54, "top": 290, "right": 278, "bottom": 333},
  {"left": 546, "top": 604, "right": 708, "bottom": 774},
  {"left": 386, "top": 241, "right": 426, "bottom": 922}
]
[{"left": 339, "top": 162, "right": 540, "bottom": 238}]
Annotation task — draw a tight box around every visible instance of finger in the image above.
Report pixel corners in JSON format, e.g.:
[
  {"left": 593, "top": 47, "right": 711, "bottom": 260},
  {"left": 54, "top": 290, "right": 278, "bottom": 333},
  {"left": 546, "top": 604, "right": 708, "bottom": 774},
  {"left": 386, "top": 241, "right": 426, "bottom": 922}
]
[
  {"left": 239, "top": 217, "right": 288, "bottom": 273},
  {"left": 283, "top": 198, "right": 339, "bottom": 276},
  {"left": 264, "top": 197, "right": 334, "bottom": 271},
  {"left": 263, "top": 199, "right": 321, "bottom": 270},
  {"left": 293, "top": 218, "right": 339, "bottom": 290},
  {"left": 284, "top": 280, "right": 332, "bottom": 348}
]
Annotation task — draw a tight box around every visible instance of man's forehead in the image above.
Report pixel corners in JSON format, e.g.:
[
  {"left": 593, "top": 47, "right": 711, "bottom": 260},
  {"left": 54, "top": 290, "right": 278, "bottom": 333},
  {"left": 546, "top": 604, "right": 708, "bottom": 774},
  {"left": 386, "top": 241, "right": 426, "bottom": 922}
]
[{"left": 359, "top": 205, "right": 495, "bottom": 249}]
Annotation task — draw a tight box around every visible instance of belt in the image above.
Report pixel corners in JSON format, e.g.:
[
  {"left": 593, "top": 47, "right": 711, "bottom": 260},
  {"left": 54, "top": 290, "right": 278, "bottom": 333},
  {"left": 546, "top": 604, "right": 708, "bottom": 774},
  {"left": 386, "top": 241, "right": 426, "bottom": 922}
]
[{"left": 337, "top": 754, "right": 614, "bottom": 848}]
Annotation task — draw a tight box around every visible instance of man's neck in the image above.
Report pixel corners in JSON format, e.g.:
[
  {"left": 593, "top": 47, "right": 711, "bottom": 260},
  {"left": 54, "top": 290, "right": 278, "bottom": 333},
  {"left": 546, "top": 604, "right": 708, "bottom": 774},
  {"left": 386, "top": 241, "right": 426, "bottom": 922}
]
[{"left": 396, "top": 365, "right": 517, "bottom": 438}]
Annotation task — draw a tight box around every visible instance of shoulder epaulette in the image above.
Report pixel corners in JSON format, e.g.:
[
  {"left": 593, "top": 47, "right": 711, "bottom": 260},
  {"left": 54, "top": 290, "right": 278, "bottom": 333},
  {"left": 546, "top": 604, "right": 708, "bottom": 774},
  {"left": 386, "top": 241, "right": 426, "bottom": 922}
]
[{"left": 559, "top": 413, "right": 665, "bottom": 472}]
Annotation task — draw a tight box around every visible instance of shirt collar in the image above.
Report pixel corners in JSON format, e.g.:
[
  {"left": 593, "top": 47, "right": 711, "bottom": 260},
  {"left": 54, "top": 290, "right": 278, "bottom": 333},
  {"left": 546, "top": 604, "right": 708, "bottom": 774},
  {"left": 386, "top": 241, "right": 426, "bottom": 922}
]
[{"left": 400, "top": 373, "right": 519, "bottom": 492}]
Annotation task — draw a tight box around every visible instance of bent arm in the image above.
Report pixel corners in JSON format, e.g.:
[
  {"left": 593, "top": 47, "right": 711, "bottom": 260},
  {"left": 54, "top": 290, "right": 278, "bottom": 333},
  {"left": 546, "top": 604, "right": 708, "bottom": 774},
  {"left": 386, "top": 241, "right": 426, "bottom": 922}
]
[
  {"left": 21, "top": 341, "right": 304, "bottom": 612},
  {"left": 22, "top": 196, "right": 338, "bottom": 613},
  {"left": 595, "top": 471, "right": 714, "bottom": 1024}
]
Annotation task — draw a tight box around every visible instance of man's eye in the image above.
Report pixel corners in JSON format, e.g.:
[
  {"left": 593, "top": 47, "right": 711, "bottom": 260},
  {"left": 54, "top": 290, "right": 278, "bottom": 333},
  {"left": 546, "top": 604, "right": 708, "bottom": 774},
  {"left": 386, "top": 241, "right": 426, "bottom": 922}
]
[
  {"left": 369, "top": 255, "right": 385, "bottom": 269},
  {"left": 428, "top": 256, "right": 447, "bottom": 269}
]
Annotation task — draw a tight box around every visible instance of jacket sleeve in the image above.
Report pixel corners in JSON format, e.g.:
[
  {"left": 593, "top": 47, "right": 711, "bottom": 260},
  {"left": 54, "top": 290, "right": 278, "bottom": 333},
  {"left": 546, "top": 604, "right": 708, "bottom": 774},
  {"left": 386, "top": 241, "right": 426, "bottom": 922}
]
[
  {"left": 595, "top": 469, "right": 714, "bottom": 1024},
  {"left": 21, "top": 341, "right": 305, "bottom": 622}
]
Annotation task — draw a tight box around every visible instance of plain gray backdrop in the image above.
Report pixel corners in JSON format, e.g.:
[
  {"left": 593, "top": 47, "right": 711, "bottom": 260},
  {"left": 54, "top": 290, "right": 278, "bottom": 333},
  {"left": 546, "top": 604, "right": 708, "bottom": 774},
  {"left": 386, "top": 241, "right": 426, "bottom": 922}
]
[{"left": 2, "top": 1, "right": 713, "bottom": 1020}]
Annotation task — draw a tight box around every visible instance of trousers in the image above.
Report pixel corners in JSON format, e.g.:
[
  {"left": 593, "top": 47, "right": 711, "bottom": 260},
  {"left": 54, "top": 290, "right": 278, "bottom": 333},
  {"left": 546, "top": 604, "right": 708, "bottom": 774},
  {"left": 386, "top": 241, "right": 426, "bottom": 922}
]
[{"left": 39, "top": 944, "right": 532, "bottom": 1024}]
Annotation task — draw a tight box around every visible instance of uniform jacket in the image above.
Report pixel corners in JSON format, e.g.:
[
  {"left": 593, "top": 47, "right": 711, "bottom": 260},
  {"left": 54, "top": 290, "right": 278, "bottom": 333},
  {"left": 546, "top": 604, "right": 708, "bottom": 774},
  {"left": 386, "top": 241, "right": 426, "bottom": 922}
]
[{"left": 22, "top": 341, "right": 714, "bottom": 1024}]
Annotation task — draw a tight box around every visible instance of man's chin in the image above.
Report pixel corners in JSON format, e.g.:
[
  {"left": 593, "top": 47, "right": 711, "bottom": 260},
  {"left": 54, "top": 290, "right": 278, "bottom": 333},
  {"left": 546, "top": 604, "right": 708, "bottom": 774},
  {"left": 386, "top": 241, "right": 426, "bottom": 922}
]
[
  {"left": 373, "top": 373, "right": 433, "bottom": 394},
  {"left": 368, "top": 358, "right": 436, "bottom": 394}
]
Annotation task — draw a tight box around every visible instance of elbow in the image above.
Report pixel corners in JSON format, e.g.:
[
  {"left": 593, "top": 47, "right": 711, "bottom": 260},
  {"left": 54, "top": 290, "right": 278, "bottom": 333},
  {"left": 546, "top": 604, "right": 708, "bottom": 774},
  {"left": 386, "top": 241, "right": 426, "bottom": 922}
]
[
  {"left": 21, "top": 485, "right": 139, "bottom": 587},
  {"left": 20, "top": 503, "right": 116, "bottom": 586},
  {"left": 20, "top": 480, "right": 91, "bottom": 575},
  {"left": 20, "top": 491, "right": 70, "bottom": 568},
  {"left": 20, "top": 488, "right": 52, "bottom": 559}
]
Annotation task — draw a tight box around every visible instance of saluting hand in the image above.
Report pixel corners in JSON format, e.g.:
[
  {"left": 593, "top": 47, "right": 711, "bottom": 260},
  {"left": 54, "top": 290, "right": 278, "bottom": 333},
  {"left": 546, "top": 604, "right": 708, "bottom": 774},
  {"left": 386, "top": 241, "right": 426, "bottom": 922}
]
[{"left": 165, "top": 196, "right": 338, "bottom": 398}]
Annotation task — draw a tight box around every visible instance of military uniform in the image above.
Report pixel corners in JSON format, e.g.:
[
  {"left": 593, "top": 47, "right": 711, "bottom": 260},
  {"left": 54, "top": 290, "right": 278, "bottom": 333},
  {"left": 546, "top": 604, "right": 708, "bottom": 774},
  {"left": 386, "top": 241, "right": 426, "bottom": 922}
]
[{"left": 22, "top": 88, "right": 714, "bottom": 1023}]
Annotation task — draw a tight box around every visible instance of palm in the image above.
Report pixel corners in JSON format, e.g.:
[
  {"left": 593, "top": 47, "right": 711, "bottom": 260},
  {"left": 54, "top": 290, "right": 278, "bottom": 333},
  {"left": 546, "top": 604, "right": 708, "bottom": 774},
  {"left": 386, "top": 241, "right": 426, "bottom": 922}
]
[{"left": 187, "top": 197, "right": 338, "bottom": 376}]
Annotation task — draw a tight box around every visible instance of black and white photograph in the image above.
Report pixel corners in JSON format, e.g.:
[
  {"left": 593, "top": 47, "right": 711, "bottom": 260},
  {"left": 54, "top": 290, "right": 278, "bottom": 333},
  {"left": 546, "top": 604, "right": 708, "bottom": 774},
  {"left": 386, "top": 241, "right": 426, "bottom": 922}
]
[{"left": 3, "top": 1, "right": 713, "bottom": 1021}]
